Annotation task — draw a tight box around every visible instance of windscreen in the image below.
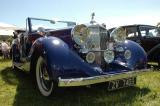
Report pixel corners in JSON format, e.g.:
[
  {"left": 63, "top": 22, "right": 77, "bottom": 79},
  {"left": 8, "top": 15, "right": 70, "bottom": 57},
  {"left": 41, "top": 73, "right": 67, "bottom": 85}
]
[{"left": 30, "top": 18, "right": 76, "bottom": 32}]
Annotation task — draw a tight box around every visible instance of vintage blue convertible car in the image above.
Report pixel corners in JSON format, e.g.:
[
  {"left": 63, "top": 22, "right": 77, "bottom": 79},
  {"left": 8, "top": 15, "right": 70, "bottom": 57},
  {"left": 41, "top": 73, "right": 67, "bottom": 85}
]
[{"left": 12, "top": 17, "right": 151, "bottom": 96}]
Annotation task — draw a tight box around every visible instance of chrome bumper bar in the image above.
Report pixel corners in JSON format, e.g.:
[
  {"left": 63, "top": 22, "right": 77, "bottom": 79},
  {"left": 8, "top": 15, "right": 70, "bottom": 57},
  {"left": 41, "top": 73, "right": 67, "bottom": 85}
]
[{"left": 58, "top": 69, "right": 151, "bottom": 87}]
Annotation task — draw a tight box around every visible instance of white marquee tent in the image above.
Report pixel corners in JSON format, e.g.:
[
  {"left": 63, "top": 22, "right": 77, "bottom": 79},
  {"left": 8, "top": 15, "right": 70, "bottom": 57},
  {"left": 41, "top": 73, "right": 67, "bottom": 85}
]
[{"left": 0, "top": 22, "right": 18, "bottom": 36}]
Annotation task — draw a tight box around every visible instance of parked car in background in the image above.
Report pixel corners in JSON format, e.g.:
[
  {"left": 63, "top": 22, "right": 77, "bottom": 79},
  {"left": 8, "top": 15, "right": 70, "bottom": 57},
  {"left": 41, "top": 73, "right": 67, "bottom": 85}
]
[
  {"left": 12, "top": 17, "right": 150, "bottom": 97},
  {"left": 0, "top": 42, "right": 2, "bottom": 56},
  {"left": 109, "top": 25, "right": 160, "bottom": 66}
]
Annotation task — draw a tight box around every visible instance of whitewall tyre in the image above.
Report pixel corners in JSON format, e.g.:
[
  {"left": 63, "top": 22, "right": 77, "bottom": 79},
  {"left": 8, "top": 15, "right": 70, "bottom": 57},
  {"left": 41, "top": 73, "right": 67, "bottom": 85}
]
[{"left": 36, "top": 56, "right": 54, "bottom": 96}]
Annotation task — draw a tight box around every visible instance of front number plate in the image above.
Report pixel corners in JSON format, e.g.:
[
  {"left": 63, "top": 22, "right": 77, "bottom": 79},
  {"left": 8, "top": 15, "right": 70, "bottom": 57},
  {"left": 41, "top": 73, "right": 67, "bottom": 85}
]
[{"left": 108, "top": 77, "right": 136, "bottom": 91}]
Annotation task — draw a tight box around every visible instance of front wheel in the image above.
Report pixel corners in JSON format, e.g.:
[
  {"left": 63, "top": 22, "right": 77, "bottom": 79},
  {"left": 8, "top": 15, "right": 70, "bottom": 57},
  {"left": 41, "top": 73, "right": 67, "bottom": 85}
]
[{"left": 36, "top": 56, "right": 54, "bottom": 96}]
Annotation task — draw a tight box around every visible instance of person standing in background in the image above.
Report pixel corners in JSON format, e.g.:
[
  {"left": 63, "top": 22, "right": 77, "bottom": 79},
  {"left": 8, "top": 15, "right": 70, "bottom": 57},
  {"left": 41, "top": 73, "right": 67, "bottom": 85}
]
[{"left": 1, "top": 40, "right": 10, "bottom": 59}]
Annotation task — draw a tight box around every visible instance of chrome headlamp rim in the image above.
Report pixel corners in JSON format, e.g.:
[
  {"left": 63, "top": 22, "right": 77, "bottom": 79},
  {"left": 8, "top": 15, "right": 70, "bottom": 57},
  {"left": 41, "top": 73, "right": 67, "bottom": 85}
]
[
  {"left": 104, "top": 50, "right": 115, "bottom": 63},
  {"left": 110, "top": 27, "right": 126, "bottom": 43},
  {"left": 86, "top": 52, "right": 95, "bottom": 63},
  {"left": 71, "top": 24, "right": 90, "bottom": 46}
]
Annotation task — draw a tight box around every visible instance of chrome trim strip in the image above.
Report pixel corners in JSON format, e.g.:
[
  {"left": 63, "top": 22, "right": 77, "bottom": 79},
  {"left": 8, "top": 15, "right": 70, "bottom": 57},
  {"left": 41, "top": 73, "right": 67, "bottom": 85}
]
[{"left": 58, "top": 69, "right": 151, "bottom": 87}]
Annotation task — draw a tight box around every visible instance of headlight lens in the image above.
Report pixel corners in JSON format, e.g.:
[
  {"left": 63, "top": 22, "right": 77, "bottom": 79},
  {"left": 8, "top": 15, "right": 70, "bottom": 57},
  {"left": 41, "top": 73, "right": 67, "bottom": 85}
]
[
  {"left": 124, "top": 50, "right": 131, "bottom": 59},
  {"left": 104, "top": 50, "right": 114, "bottom": 63},
  {"left": 72, "top": 24, "right": 90, "bottom": 46},
  {"left": 110, "top": 27, "right": 126, "bottom": 43},
  {"left": 86, "top": 52, "right": 95, "bottom": 63}
]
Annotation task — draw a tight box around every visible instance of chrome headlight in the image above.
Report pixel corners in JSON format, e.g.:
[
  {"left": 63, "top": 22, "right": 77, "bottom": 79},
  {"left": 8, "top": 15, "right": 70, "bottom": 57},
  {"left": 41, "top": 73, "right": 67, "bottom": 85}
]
[
  {"left": 72, "top": 24, "right": 90, "bottom": 46},
  {"left": 86, "top": 52, "right": 95, "bottom": 63},
  {"left": 104, "top": 50, "right": 114, "bottom": 63},
  {"left": 124, "top": 50, "right": 131, "bottom": 59},
  {"left": 110, "top": 27, "right": 126, "bottom": 43}
]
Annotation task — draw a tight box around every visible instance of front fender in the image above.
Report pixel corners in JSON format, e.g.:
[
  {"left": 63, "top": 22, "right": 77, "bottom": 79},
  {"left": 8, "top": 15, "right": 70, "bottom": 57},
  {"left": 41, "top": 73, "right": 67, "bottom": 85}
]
[
  {"left": 116, "top": 40, "right": 147, "bottom": 70},
  {"left": 29, "top": 36, "right": 101, "bottom": 80}
]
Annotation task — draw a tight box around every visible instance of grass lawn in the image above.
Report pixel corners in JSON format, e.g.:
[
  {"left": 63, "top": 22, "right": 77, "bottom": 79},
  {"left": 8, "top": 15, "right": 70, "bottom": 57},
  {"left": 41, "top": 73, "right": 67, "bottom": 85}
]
[{"left": 0, "top": 57, "right": 160, "bottom": 106}]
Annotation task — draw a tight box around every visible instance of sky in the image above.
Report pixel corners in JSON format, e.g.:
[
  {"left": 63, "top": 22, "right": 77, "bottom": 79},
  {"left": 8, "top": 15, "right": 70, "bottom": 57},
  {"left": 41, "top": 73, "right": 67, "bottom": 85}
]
[{"left": 0, "top": 0, "right": 160, "bottom": 28}]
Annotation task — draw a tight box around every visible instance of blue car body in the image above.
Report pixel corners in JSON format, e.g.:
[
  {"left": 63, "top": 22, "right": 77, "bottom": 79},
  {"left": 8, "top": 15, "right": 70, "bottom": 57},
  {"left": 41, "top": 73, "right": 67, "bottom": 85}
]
[
  {"left": 30, "top": 36, "right": 147, "bottom": 79},
  {"left": 12, "top": 17, "right": 151, "bottom": 96}
]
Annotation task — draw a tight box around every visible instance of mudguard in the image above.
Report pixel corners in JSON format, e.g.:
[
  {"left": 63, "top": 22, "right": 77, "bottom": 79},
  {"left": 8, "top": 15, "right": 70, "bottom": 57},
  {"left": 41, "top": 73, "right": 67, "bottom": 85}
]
[
  {"left": 29, "top": 36, "right": 101, "bottom": 80},
  {"left": 117, "top": 40, "right": 147, "bottom": 70}
]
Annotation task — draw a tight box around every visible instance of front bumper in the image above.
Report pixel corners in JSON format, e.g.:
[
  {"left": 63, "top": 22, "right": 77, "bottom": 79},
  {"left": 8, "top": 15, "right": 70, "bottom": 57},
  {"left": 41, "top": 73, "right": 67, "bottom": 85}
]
[{"left": 58, "top": 69, "right": 151, "bottom": 87}]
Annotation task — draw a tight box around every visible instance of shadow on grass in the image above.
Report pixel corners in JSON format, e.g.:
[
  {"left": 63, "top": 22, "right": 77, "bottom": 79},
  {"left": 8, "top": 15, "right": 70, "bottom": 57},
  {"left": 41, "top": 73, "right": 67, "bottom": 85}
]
[
  {"left": 0, "top": 67, "right": 151, "bottom": 106},
  {"left": 0, "top": 58, "right": 11, "bottom": 63}
]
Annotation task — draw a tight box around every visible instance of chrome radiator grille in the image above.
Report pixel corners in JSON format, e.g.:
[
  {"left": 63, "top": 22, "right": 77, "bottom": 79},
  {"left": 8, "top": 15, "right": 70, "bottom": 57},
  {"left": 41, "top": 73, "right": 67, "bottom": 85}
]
[
  {"left": 87, "top": 25, "right": 108, "bottom": 67},
  {"left": 100, "top": 27, "right": 108, "bottom": 50},
  {"left": 100, "top": 27, "right": 108, "bottom": 68}
]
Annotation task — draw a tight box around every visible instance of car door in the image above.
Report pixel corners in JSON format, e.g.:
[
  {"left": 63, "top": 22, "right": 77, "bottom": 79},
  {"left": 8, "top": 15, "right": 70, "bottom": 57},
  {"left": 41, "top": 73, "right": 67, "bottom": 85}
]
[{"left": 138, "top": 25, "right": 160, "bottom": 53}]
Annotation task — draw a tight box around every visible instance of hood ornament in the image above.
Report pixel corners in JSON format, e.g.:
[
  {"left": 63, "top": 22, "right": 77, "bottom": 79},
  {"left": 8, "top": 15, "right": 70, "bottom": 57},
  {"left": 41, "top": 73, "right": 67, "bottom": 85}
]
[{"left": 90, "top": 12, "right": 96, "bottom": 24}]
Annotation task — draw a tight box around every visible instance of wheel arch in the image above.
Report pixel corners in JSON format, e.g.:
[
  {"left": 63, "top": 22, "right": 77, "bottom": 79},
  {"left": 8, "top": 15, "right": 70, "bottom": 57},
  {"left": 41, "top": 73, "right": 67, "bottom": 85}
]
[
  {"left": 147, "top": 43, "right": 160, "bottom": 62},
  {"left": 28, "top": 36, "right": 71, "bottom": 81}
]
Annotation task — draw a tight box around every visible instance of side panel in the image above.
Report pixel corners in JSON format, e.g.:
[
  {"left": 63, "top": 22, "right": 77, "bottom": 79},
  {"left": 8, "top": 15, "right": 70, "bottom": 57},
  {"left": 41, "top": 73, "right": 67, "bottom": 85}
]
[
  {"left": 140, "top": 37, "right": 160, "bottom": 52},
  {"left": 147, "top": 43, "right": 160, "bottom": 62}
]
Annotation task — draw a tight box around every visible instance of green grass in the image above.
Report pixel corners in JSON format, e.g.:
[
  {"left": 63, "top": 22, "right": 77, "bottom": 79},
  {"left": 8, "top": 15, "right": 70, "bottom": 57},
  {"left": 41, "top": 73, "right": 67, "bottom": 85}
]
[{"left": 0, "top": 57, "right": 160, "bottom": 106}]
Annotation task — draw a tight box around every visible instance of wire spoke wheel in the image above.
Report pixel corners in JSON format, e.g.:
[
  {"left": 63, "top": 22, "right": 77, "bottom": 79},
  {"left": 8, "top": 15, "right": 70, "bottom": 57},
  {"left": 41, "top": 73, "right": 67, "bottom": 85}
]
[{"left": 36, "top": 56, "right": 54, "bottom": 96}]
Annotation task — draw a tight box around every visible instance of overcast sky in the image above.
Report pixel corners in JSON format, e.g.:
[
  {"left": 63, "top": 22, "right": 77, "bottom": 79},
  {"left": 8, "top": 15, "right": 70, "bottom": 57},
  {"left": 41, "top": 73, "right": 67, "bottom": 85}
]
[{"left": 0, "top": 0, "right": 160, "bottom": 28}]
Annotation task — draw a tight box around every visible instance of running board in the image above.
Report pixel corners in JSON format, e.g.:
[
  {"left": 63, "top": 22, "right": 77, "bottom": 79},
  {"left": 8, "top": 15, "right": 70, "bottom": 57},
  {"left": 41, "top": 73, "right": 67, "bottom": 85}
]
[
  {"left": 13, "top": 61, "right": 30, "bottom": 71},
  {"left": 13, "top": 62, "right": 23, "bottom": 67}
]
